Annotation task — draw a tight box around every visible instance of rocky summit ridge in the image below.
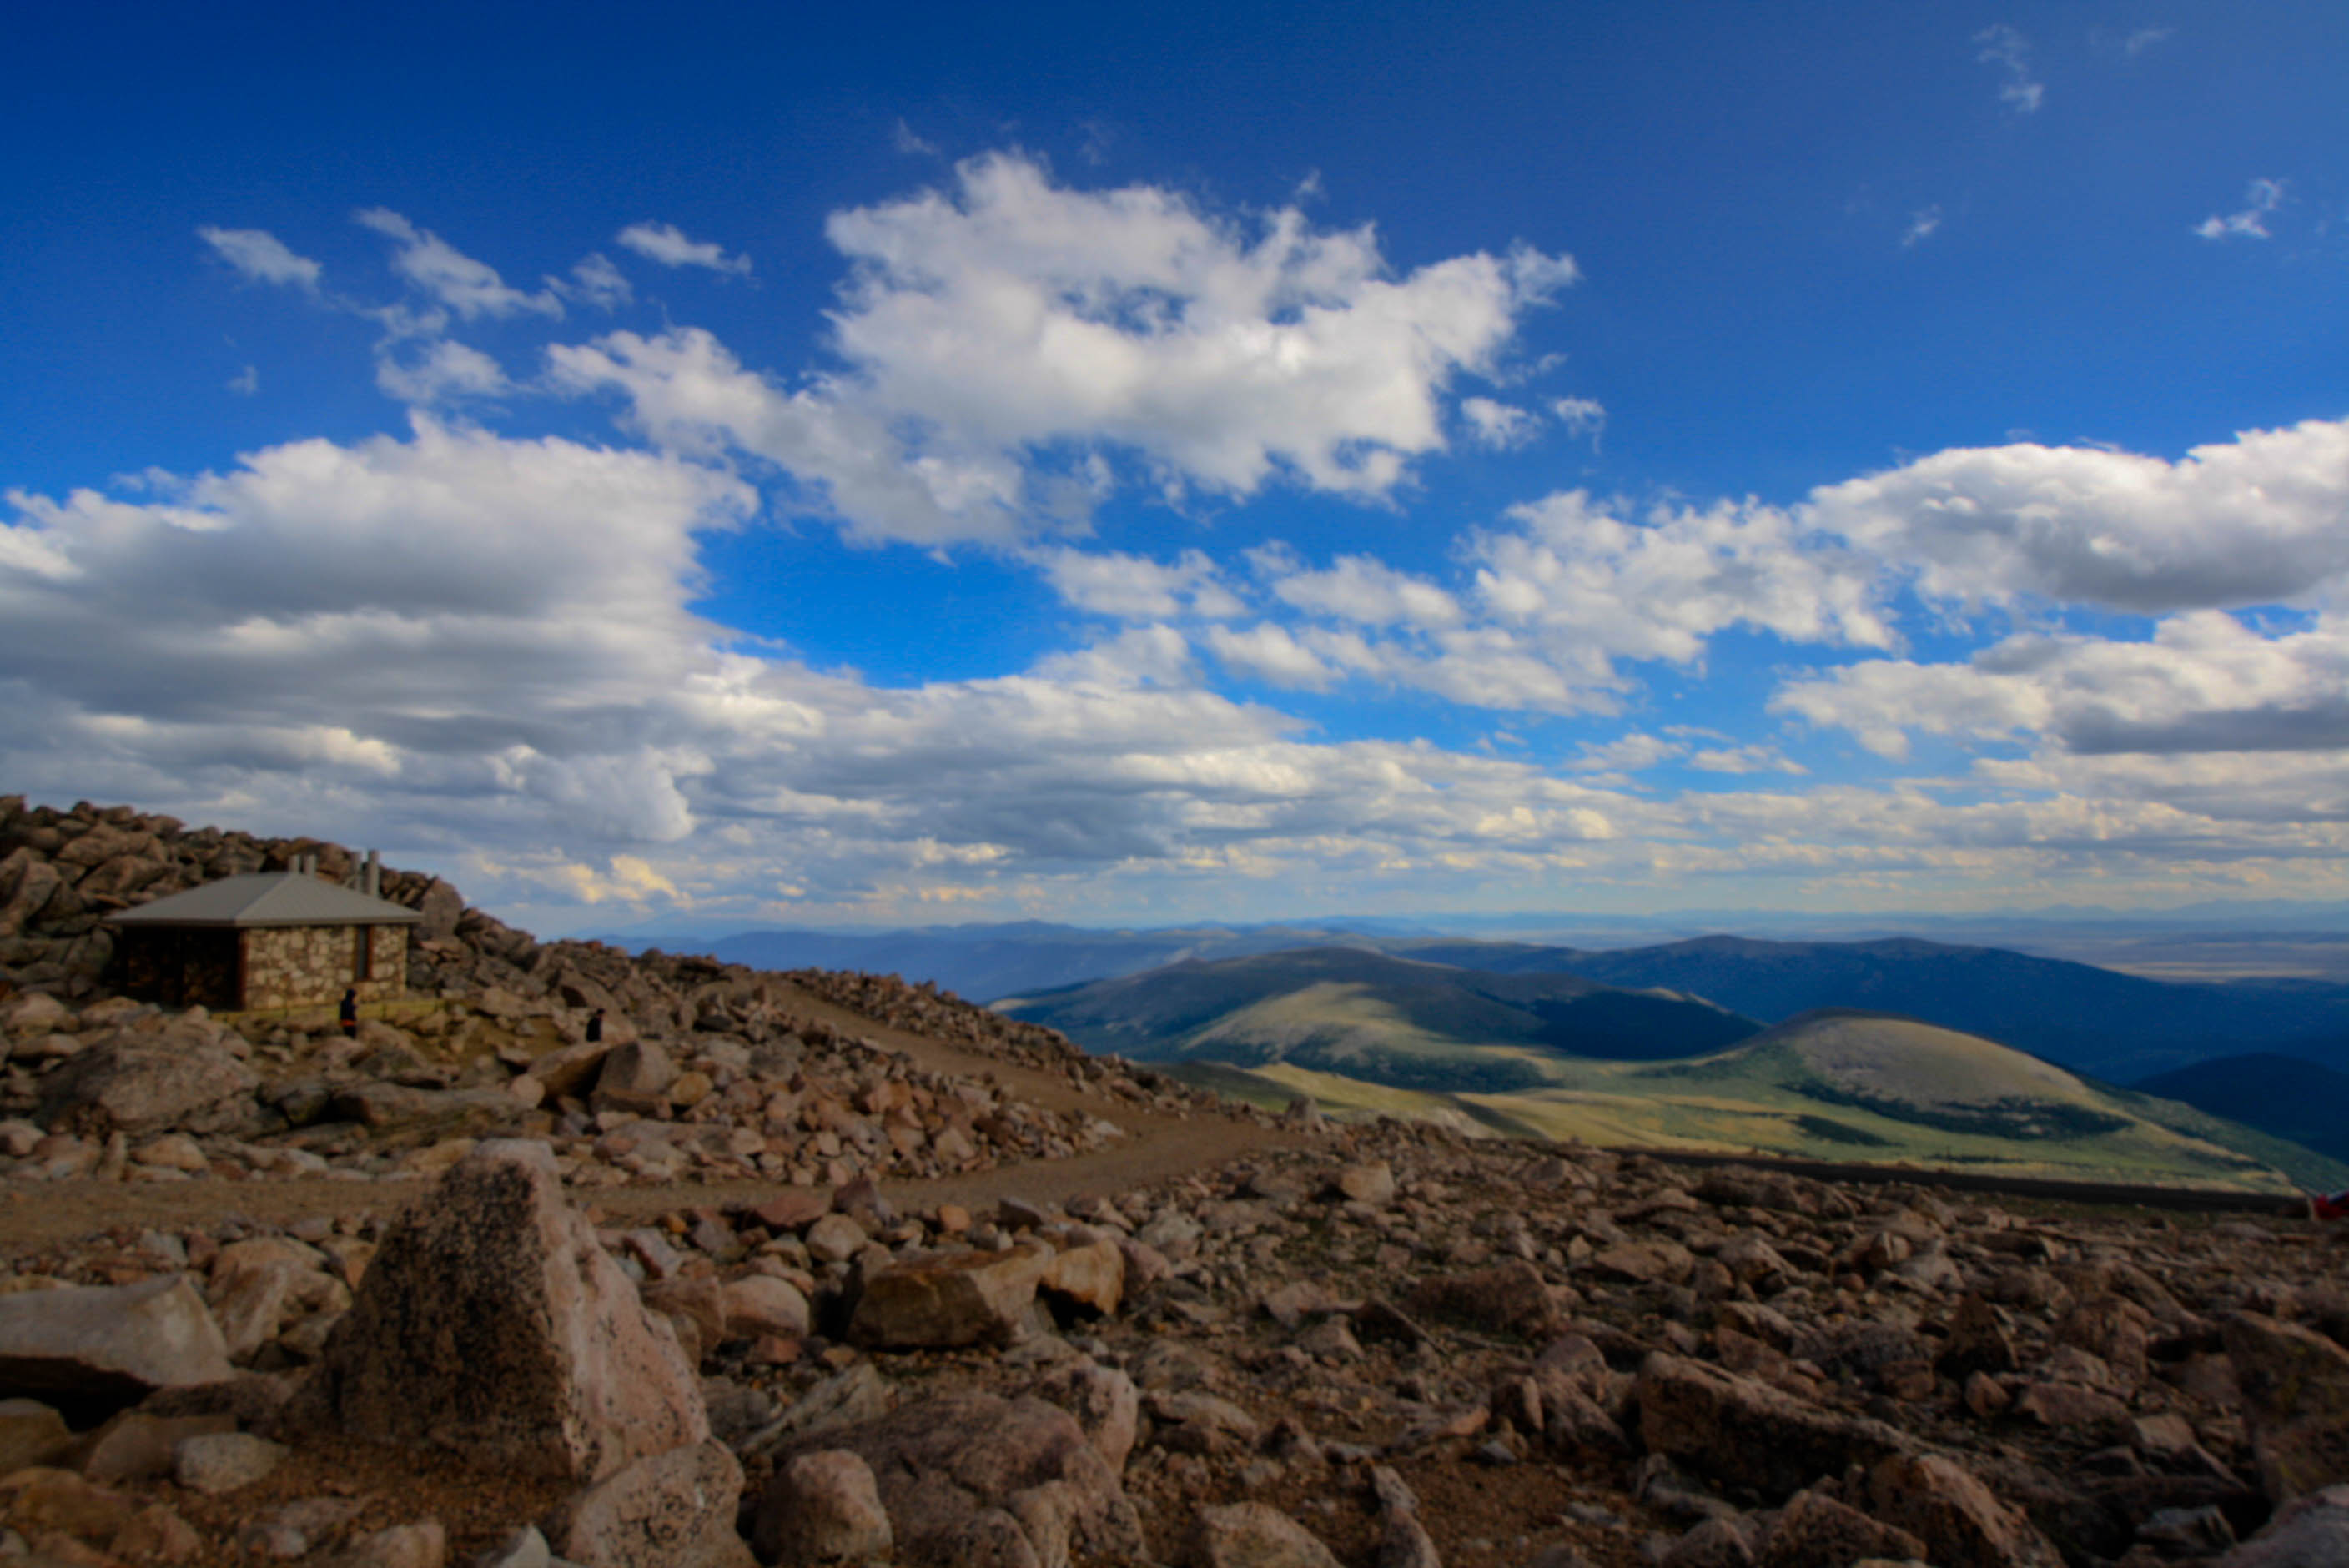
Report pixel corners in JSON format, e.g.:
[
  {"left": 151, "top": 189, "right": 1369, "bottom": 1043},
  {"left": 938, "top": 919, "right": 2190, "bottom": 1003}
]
[{"left": 1, "top": 797, "right": 2348, "bottom": 1566}]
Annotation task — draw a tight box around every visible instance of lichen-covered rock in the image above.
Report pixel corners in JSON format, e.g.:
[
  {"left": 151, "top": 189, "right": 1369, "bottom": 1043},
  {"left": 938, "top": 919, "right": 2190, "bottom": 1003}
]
[
  {"left": 0, "top": 1275, "right": 233, "bottom": 1415},
  {"left": 36, "top": 1036, "right": 259, "bottom": 1136},
  {"left": 306, "top": 1139, "right": 707, "bottom": 1480},
  {"left": 750, "top": 1450, "right": 892, "bottom": 1565},
  {"left": 2224, "top": 1310, "right": 2349, "bottom": 1505},
  {"left": 1864, "top": 1452, "right": 2063, "bottom": 1568},
  {"left": 764, "top": 1390, "right": 1140, "bottom": 1567},
  {"left": 543, "top": 1438, "right": 753, "bottom": 1568},
  {"left": 1180, "top": 1501, "right": 1344, "bottom": 1568},
  {"left": 1636, "top": 1353, "right": 1910, "bottom": 1499},
  {"left": 848, "top": 1244, "right": 1054, "bottom": 1349}
]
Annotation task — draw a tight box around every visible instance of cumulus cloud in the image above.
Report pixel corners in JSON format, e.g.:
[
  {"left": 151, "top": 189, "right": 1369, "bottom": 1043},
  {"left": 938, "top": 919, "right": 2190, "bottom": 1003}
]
[
  {"left": 1036, "top": 548, "right": 1242, "bottom": 620},
  {"left": 1551, "top": 396, "right": 1606, "bottom": 451},
  {"left": 1271, "top": 555, "right": 1462, "bottom": 629},
  {"left": 563, "top": 154, "right": 1575, "bottom": 547},
  {"left": 616, "top": 221, "right": 753, "bottom": 275},
  {"left": 1804, "top": 417, "right": 2349, "bottom": 615},
  {"left": 559, "top": 253, "right": 633, "bottom": 310},
  {"left": 199, "top": 227, "right": 322, "bottom": 290},
  {"left": 2196, "top": 178, "right": 2285, "bottom": 241},
  {"left": 1203, "top": 622, "right": 1335, "bottom": 689},
  {"left": 1776, "top": 611, "right": 2349, "bottom": 761},
  {"left": 356, "top": 209, "right": 563, "bottom": 319},
  {"left": 1974, "top": 24, "right": 2045, "bottom": 113},
  {"left": 1461, "top": 397, "right": 1539, "bottom": 450},
  {"left": 375, "top": 339, "right": 508, "bottom": 405}
]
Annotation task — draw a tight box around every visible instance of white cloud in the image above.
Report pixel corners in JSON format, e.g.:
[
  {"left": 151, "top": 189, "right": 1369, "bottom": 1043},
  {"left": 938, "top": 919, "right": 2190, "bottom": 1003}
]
[
  {"left": 1776, "top": 611, "right": 2349, "bottom": 761},
  {"left": 616, "top": 221, "right": 753, "bottom": 275},
  {"left": 1473, "top": 490, "right": 1894, "bottom": 679},
  {"left": 559, "top": 253, "right": 633, "bottom": 310},
  {"left": 1569, "top": 732, "right": 1683, "bottom": 773},
  {"left": 893, "top": 120, "right": 938, "bottom": 157},
  {"left": 1203, "top": 623, "right": 1334, "bottom": 689},
  {"left": 225, "top": 365, "right": 259, "bottom": 396},
  {"left": 2125, "top": 27, "right": 2173, "bottom": 56},
  {"left": 1271, "top": 555, "right": 1462, "bottom": 629},
  {"left": 1974, "top": 24, "right": 2045, "bottom": 113},
  {"left": 1804, "top": 417, "right": 2349, "bottom": 615},
  {"left": 375, "top": 339, "right": 509, "bottom": 405},
  {"left": 1900, "top": 206, "right": 1943, "bottom": 249},
  {"left": 199, "top": 227, "right": 322, "bottom": 290},
  {"left": 1550, "top": 396, "right": 1605, "bottom": 447},
  {"left": 1037, "top": 547, "right": 1241, "bottom": 620},
  {"left": 1461, "top": 396, "right": 1539, "bottom": 450},
  {"left": 355, "top": 209, "right": 563, "bottom": 319},
  {"left": 1688, "top": 743, "right": 1806, "bottom": 776},
  {"left": 2195, "top": 178, "right": 2285, "bottom": 241},
  {"left": 556, "top": 154, "right": 1577, "bottom": 548}
]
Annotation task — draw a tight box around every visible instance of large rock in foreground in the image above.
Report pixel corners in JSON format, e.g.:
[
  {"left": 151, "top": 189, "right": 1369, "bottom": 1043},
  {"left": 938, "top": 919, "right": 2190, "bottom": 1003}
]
[
  {"left": 306, "top": 1139, "right": 707, "bottom": 1480},
  {"left": 0, "top": 1276, "right": 234, "bottom": 1418}
]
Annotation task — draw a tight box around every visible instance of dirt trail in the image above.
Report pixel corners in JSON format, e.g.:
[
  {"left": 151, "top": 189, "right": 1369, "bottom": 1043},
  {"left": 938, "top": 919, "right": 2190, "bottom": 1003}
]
[{"left": 0, "top": 983, "right": 1307, "bottom": 1251}]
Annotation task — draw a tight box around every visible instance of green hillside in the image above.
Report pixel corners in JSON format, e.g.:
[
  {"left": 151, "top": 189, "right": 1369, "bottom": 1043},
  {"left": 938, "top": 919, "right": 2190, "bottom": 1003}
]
[{"left": 1169, "top": 1008, "right": 2341, "bottom": 1194}]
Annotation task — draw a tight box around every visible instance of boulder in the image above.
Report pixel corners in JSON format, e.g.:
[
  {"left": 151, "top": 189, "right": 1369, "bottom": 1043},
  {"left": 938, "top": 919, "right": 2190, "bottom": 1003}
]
[
  {"left": 2217, "top": 1481, "right": 2349, "bottom": 1566},
  {"left": 719, "top": 1276, "right": 812, "bottom": 1341},
  {"left": 1636, "top": 1353, "right": 1909, "bottom": 1500},
  {"left": 1029, "top": 1359, "right": 1141, "bottom": 1472},
  {"left": 1039, "top": 1240, "right": 1124, "bottom": 1317},
  {"left": 751, "top": 1450, "right": 893, "bottom": 1565},
  {"left": 762, "top": 1390, "right": 1141, "bottom": 1567},
  {"left": 1864, "top": 1452, "right": 2063, "bottom": 1568},
  {"left": 0, "top": 1274, "right": 233, "bottom": 1417},
  {"left": 1371, "top": 1465, "right": 1441, "bottom": 1568},
  {"left": 174, "top": 1430, "right": 287, "bottom": 1494},
  {"left": 543, "top": 1438, "right": 754, "bottom": 1568},
  {"left": 1407, "top": 1259, "right": 1561, "bottom": 1337},
  {"left": 1179, "top": 1502, "right": 1344, "bottom": 1568},
  {"left": 324, "top": 1520, "right": 448, "bottom": 1568},
  {"left": 36, "top": 1038, "right": 259, "bottom": 1136},
  {"left": 1757, "top": 1488, "right": 1925, "bottom": 1568},
  {"left": 1335, "top": 1162, "right": 1396, "bottom": 1206},
  {"left": 2224, "top": 1310, "right": 2349, "bottom": 1505},
  {"left": 0, "top": 1397, "right": 70, "bottom": 1475},
  {"left": 306, "top": 1139, "right": 708, "bottom": 1480},
  {"left": 849, "top": 1244, "right": 1054, "bottom": 1349}
]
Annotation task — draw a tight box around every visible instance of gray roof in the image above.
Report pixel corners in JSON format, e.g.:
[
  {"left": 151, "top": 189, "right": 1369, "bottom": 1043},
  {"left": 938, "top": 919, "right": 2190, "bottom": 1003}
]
[{"left": 106, "top": 872, "right": 424, "bottom": 928}]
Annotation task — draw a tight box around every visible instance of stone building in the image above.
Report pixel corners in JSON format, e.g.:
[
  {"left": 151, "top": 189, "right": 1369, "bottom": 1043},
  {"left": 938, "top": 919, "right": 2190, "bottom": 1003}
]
[{"left": 105, "top": 852, "right": 421, "bottom": 1011}]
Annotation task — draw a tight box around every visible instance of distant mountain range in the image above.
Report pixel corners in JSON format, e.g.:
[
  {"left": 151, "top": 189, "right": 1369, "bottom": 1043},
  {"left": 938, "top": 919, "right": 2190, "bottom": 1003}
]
[
  {"left": 997, "top": 947, "right": 1759, "bottom": 1090},
  {"left": 1388, "top": 934, "right": 2349, "bottom": 1083},
  {"left": 642, "top": 917, "right": 2349, "bottom": 1177}
]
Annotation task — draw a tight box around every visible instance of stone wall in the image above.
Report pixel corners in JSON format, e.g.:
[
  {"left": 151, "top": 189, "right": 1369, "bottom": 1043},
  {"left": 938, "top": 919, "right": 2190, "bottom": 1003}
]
[{"left": 240, "top": 922, "right": 408, "bottom": 1010}]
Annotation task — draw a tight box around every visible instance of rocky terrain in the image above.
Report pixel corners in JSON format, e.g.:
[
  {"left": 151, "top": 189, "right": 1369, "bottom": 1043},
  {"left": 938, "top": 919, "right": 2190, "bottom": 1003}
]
[
  {"left": 0, "top": 797, "right": 1231, "bottom": 1195},
  {"left": 5, "top": 797, "right": 2349, "bottom": 1567}
]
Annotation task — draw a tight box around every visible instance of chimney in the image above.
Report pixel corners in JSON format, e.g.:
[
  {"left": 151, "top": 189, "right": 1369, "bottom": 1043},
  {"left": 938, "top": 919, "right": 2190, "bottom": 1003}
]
[{"left": 364, "top": 849, "right": 381, "bottom": 899}]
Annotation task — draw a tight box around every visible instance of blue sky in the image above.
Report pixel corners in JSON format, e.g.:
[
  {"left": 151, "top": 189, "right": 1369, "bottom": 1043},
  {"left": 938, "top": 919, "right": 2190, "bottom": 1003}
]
[{"left": 6, "top": 1, "right": 2347, "bottom": 932}]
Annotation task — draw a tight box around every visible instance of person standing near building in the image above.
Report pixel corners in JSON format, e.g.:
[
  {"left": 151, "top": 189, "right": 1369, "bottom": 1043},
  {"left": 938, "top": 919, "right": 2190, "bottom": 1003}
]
[{"left": 339, "top": 987, "right": 359, "bottom": 1038}]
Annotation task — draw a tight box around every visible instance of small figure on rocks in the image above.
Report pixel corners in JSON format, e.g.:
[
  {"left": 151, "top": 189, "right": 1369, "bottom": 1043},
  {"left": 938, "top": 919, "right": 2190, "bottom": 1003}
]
[
  {"left": 587, "top": 1008, "right": 605, "bottom": 1044},
  {"left": 339, "top": 988, "right": 359, "bottom": 1038}
]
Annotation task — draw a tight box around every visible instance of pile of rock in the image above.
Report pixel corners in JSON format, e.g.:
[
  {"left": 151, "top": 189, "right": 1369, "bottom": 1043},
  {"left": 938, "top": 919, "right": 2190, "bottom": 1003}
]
[
  {"left": 8, "top": 1118, "right": 2349, "bottom": 1564},
  {"left": 0, "top": 983, "right": 1152, "bottom": 1191},
  {"left": 0, "top": 796, "right": 1254, "bottom": 1194}
]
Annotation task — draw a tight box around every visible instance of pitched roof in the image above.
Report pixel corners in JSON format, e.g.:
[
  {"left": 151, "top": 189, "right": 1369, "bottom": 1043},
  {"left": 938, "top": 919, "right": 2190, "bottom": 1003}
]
[{"left": 106, "top": 872, "right": 424, "bottom": 928}]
